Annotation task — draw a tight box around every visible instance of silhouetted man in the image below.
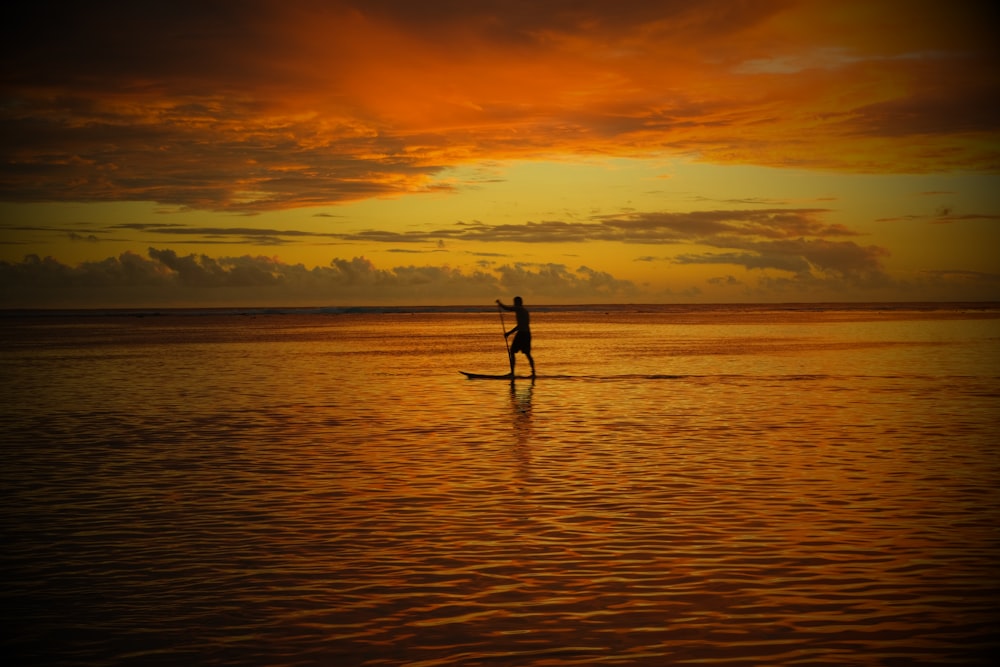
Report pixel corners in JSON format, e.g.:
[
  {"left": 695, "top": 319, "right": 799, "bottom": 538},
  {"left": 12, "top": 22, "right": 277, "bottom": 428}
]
[{"left": 496, "top": 296, "right": 535, "bottom": 378}]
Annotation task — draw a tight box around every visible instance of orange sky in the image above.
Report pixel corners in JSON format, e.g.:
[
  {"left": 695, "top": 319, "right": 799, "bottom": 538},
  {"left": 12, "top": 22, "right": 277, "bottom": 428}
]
[{"left": 1, "top": 0, "right": 998, "bottom": 306}]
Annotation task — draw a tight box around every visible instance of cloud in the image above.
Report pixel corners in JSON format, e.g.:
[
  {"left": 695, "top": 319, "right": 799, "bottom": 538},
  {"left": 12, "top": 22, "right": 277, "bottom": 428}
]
[
  {"left": 755, "top": 239, "right": 890, "bottom": 285},
  {"left": 843, "top": 86, "right": 1000, "bottom": 138},
  {"left": 0, "top": 198, "right": 905, "bottom": 306},
  {"left": 2, "top": 1, "right": 996, "bottom": 212},
  {"left": 922, "top": 269, "right": 1000, "bottom": 281},
  {"left": 671, "top": 233, "right": 890, "bottom": 286},
  {"left": 333, "top": 208, "right": 850, "bottom": 246},
  {"left": 111, "top": 223, "right": 332, "bottom": 244},
  {"left": 707, "top": 275, "right": 742, "bottom": 286},
  {"left": 674, "top": 251, "right": 811, "bottom": 274},
  {"left": 7, "top": 205, "right": 894, "bottom": 288},
  {"left": 8, "top": 206, "right": 860, "bottom": 250},
  {"left": 67, "top": 232, "right": 100, "bottom": 243},
  {"left": 876, "top": 210, "right": 1000, "bottom": 225},
  {"left": 596, "top": 209, "right": 890, "bottom": 284},
  {"left": 0, "top": 252, "right": 174, "bottom": 294},
  {"left": 145, "top": 248, "right": 283, "bottom": 288},
  {"left": 428, "top": 208, "right": 889, "bottom": 284},
  {"left": 0, "top": 248, "right": 638, "bottom": 307},
  {"left": 931, "top": 213, "right": 1000, "bottom": 225},
  {"left": 496, "top": 262, "right": 638, "bottom": 300}
]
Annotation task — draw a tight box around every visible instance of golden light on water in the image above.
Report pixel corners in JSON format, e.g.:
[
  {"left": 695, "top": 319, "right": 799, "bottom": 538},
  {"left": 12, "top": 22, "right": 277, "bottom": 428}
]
[{"left": 3, "top": 306, "right": 999, "bottom": 662}]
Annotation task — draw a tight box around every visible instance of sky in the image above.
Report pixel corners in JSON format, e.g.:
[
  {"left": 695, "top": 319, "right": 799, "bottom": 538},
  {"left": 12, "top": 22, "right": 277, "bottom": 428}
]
[{"left": 1, "top": 0, "right": 998, "bottom": 307}]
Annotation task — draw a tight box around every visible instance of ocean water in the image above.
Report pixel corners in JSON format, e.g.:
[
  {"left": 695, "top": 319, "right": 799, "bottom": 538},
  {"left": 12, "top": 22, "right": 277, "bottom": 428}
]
[{"left": 2, "top": 303, "right": 999, "bottom": 666}]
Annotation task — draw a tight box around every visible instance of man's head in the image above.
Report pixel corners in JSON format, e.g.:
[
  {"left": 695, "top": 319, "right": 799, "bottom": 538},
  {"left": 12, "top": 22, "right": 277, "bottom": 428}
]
[{"left": 514, "top": 296, "right": 523, "bottom": 306}]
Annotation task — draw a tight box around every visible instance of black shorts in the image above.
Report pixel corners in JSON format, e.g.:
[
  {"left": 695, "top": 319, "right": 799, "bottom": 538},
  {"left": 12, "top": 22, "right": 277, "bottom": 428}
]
[{"left": 511, "top": 332, "right": 531, "bottom": 354}]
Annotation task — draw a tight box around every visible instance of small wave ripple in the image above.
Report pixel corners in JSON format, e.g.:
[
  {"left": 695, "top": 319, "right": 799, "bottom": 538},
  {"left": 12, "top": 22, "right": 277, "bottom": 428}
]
[{"left": 2, "top": 311, "right": 999, "bottom": 665}]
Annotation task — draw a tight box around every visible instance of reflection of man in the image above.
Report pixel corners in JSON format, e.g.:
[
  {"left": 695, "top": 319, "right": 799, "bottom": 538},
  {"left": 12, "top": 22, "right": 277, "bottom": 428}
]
[
  {"left": 511, "top": 381, "right": 533, "bottom": 485},
  {"left": 496, "top": 296, "right": 535, "bottom": 378}
]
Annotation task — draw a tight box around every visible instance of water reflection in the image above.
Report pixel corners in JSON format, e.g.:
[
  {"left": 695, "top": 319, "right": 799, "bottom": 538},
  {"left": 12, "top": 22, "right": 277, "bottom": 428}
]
[
  {"left": 509, "top": 379, "right": 534, "bottom": 439},
  {"left": 510, "top": 379, "right": 534, "bottom": 489}
]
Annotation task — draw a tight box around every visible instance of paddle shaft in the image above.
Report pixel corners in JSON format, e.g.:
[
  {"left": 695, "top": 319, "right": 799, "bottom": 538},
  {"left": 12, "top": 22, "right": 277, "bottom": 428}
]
[{"left": 498, "top": 305, "right": 513, "bottom": 374}]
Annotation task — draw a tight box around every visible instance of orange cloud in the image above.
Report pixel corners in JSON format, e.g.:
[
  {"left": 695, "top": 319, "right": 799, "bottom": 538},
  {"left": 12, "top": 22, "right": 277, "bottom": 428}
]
[{"left": 2, "top": 1, "right": 997, "bottom": 212}]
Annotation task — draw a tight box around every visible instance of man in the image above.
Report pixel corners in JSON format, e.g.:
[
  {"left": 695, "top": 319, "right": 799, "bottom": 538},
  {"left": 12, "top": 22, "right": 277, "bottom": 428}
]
[{"left": 496, "top": 296, "right": 535, "bottom": 378}]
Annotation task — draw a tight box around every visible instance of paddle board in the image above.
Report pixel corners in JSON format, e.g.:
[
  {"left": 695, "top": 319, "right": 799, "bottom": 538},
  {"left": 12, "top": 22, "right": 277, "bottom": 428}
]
[{"left": 460, "top": 371, "right": 526, "bottom": 380}]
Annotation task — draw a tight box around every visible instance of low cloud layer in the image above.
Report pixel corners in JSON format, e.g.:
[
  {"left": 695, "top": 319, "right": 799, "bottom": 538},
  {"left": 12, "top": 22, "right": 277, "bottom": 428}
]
[
  {"left": 9, "top": 207, "right": 894, "bottom": 288},
  {"left": 0, "top": 250, "right": 640, "bottom": 307},
  {"left": 3, "top": 240, "right": 996, "bottom": 308},
  {"left": 7, "top": 193, "right": 999, "bottom": 306}
]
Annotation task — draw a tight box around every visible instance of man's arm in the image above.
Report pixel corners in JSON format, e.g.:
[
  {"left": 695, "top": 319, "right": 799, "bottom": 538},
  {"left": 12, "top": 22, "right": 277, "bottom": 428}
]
[{"left": 497, "top": 300, "right": 517, "bottom": 336}]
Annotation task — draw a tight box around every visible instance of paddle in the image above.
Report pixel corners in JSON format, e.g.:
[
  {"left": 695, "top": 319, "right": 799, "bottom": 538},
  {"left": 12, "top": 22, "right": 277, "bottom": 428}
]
[{"left": 498, "top": 304, "right": 513, "bottom": 376}]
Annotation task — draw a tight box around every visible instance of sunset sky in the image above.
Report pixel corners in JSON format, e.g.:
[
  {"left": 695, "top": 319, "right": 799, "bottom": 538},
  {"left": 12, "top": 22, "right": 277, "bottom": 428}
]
[{"left": 2, "top": 0, "right": 998, "bottom": 307}]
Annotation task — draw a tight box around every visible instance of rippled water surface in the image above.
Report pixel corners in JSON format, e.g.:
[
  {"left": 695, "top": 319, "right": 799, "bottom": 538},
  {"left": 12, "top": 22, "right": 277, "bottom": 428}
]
[{"left": 2, "top": 304, "right": 999, "bottom": 665}]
